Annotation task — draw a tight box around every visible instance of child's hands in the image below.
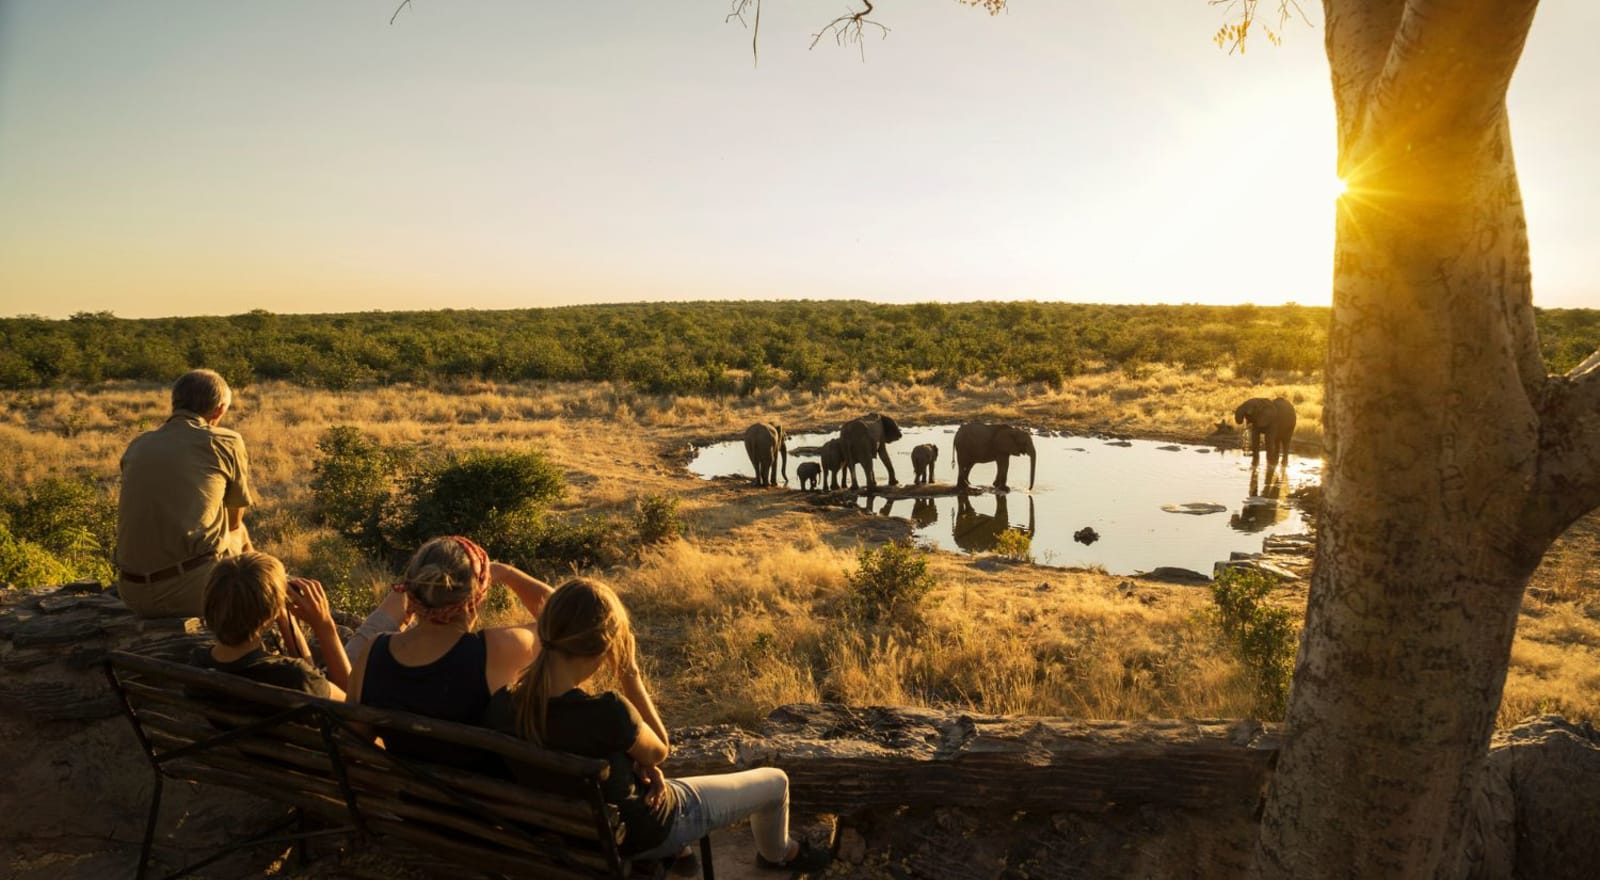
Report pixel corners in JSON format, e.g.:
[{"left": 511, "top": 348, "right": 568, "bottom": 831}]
[
  {"left": 634, "top": 762, "right": 669, "bottom": 810},
  {"left": 286, "top": 577, "right": 335, "bottom": 631}
]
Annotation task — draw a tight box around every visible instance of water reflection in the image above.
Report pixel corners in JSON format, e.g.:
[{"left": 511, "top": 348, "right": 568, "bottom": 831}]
[
  {"left": 952, "top": 494, "right": 1035, "bottom": 554},
  {"left": 686, "top": 425, "right": 1321, "bottom": 575},
  {"left": 1230, "top": 465, "right": 1291, "bottom": 534}
]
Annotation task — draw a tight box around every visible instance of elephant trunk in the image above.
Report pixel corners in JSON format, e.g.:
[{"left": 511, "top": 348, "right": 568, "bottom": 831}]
[
  {"left": 1027, "top": 449, "right": 1036, "bottom": 491},
  {"left": 780, "top": 443, "right": 789, "bottom": 484}
]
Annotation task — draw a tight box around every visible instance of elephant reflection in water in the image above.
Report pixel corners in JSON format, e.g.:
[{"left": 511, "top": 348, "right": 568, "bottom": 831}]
[
  {"left": 1230, "top": 465, "right": 1290, "bottom": 533},
  {"left": 874, "top": 496, "right": 940, "bottom": 529},
  {"left": 953, "top": 493, "right": 1036, "bottom": 554}
]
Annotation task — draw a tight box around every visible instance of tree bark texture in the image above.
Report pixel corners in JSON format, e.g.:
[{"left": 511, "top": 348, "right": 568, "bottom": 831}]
[{"left": 1256, "top": 1, "right": 1600, "bottom": 877}]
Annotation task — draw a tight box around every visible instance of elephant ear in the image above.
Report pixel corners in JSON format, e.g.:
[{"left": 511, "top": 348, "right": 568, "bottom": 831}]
[{"left": 881, "top": 415, "right": 903, "bottom": 443}]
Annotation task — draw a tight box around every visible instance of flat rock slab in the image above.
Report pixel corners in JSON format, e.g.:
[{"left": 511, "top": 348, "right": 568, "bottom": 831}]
[
  {"left": 11, "top": 614, "right": 104, "bottom": 647},
  {"left": 1137, "top": 567, "right": 1213, "bottom": 585},
  {"left": 1161, "top": 502, "right": 1228, "bottom": 515}
]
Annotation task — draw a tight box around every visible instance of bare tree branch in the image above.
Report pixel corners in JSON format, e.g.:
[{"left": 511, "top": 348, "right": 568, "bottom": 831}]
[
  {"left": 809, "top": 1, "right": 890, "bottom": 59},
  {"left": 390, "top": 0, "right": 412, "bottom": 27},
  {"left": 726, "top": 0, "right": 762, "bottom": 66}
]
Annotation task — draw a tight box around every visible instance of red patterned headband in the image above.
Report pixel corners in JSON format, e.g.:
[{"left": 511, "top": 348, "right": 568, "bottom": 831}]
[{"left": 392, "top": 536, "right": 492, "bottom": 625}]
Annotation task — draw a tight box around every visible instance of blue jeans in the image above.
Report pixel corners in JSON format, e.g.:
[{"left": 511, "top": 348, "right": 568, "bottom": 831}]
[{"left": 634, "top": 767, "right": 791, "bottom": 862}]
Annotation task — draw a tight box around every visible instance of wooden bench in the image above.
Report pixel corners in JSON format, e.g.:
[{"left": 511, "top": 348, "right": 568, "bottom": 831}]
[{"left": 103, "top": 650, "right": 713, "bottom": 880}]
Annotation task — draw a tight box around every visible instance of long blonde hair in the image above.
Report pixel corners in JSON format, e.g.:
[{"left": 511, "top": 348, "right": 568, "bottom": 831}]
[{"left": 511, "top": 577, "right": 638, "bottom": 745}]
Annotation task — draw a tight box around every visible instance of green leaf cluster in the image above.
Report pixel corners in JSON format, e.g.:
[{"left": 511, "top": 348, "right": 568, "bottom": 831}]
[
  {"left": 848, "top": 540, "right": 936, "bottom": 624},
  {"left": 0, "top": 473, "right": 118, "bottom": 588},
  {"left": 1209, "top": 566, "right": 1299, "bottom": 720}
]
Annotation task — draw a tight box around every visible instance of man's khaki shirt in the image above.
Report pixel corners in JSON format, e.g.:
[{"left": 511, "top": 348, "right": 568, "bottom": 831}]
[{"left": 116, "top": 409, "right": 255, "bottom": 575}]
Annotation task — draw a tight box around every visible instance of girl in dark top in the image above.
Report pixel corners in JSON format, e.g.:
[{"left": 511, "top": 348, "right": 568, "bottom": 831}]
[
  {"left": 346, "top": 535, "right": 553, "bottom": 770},
  {"left": 489, "top": 577, "right": 829, "bottom": 872}
]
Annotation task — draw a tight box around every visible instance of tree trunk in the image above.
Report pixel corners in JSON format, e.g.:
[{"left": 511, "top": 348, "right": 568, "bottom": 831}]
[{"left": 1255, "top": 0, "right": 1600, "bottom": 876}]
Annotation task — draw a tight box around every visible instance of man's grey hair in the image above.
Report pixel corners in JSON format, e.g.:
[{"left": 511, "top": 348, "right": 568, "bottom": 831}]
[{"left": 171, "top": 369, "right": 231, "bottom": 415}]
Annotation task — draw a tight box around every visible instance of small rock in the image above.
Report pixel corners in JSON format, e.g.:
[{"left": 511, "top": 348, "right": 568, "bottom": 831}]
[
  {"left": 1138, "top": 567, "right": 1212, "bottom": 585},
  {"left": 1104, "top": 440, "right": 1133, "bottom": 447},
  {"left": 1160, "top": 502, "right": 1228, "bottom": 515},
  {"left": 1157, "top": 445, "right": 1183, "bottom": 452},
  {"left": 60, "top": 578, "right": 105, "bottom": 594},
  {"left": 1034, "top": 582, "right": 1052, "bottom": 592}
]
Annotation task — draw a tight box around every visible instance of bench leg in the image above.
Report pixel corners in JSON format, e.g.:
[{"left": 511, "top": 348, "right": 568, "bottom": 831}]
[
  {"left": 699, "top": 834, "right": 714, "bottom": 880},
  {"left": 137, "top": 775, "right": 164, "bottom": 880}
]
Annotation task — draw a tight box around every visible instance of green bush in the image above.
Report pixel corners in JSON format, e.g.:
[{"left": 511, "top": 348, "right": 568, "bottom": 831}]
[
  {"left": 310, "top": 426, "right": 413, "bottom": 556},
  {"left": 632, "top": 493, "right": 684, "bottom": 545},
  {"left": 1, "top": 474, "right": 117, "bottom": 584},
  {"left": 848, "top": 540, "right": 936, "bottom": 623},
  {"left": 0, "top": 522, "right": 79, "bottom": 588},
  {"left": 391, "top": 449, "right": 566, "bottom": 564},
  {"left": 300, "top": 533, "right": 381, "bottom": 619},
  {"left": 992, "top": 528, "right": 1033, "bottom": 563},
  {"left": 533, "top": 513, "right": 629, "bottom": 574},
  {"left": 1210, "top": 567, "right": 1299, "bottom": 720}
]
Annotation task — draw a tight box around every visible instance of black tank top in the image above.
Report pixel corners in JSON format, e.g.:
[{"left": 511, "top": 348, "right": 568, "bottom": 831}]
[{"left": 360, "top": 632, "right": 499, "bottom": 773}]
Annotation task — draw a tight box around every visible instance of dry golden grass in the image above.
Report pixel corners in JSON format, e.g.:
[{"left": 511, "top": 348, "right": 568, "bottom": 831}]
[{"left": 3, "top": 373, "right": 1595, "bottom": 729}]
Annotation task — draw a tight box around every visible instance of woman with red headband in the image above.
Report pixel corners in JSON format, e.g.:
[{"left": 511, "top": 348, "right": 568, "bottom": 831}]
[{"left": 345, "top": 535, "right": 553, "bottom": 772}]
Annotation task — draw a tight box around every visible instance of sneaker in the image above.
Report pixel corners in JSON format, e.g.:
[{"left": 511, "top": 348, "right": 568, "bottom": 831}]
[{"left": 756, "top": 838, "right": 831, "bottom": 873}]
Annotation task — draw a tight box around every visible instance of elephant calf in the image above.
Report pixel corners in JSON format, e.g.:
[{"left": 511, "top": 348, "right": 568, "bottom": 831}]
[
  {"left": 797, "top": 461, "right": 821, "bottom": 491},
  {"left": 911, "top": 443, "right": 939, "bottom": 484},
  {"left": 1234, "top": 397, "right": 1297, "bottom": 469}
]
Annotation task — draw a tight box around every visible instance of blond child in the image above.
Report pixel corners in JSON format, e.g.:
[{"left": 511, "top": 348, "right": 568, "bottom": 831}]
[{"left": 190, "top": 551, "right": 351, "bottom": 700}]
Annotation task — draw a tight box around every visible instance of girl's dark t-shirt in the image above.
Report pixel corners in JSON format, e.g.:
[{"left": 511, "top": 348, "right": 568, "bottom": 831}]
[
  {"left": 484, "top": 687, "right": 676, "bottom": 855},
  {"left": 359, "top": 632, "right": 501, "bottom": 773}
]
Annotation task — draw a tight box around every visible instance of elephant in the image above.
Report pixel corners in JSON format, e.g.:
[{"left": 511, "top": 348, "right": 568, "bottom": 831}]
[
  {"left": 840, "top": 413, "right": 903, "bottom": 491},
  {"left": 820, "top": 438, "right": 848, "bottom": 490},
  {"left": 953, "top": 422, "right": 1037, "bottom": 491},
  {"left": 743, "top": 422, "right": 788, "bottom": 487},
  {"left": 952, "top": 493, "right": 1035, "bottom": 554},
  {"left": 796, "top": 461, "right": 821, "bottom": 491},
  {"left": 1234, "top": 397, "right": 1297, "bottom": 469},
  {"left": 911, "top": 443, "right": 939, "bottom": 484}
]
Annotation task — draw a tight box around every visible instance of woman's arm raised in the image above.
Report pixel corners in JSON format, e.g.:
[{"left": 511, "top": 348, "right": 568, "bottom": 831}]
[{"left": 490, "top": 561, "right": 554, "bottom": 618}]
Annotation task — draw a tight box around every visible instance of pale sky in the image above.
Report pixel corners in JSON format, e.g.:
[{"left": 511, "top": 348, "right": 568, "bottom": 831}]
[{"left": 0, "top": 1, "right": 1594, "bottom": 319}]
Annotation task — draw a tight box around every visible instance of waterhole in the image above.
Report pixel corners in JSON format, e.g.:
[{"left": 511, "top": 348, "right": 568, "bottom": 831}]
[{"left": 687, "top": 424, "right": 1321, "bottom": 576}]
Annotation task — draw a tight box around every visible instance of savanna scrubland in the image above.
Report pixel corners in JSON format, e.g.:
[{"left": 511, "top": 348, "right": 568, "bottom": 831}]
[{"left": 1, "top": 303, "right": 1596, "bottom": 731}]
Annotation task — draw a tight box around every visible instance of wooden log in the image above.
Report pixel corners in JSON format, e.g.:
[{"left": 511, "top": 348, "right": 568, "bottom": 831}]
[{"left": 671, "top": 704, "right": 1277, "bottom": 815}]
